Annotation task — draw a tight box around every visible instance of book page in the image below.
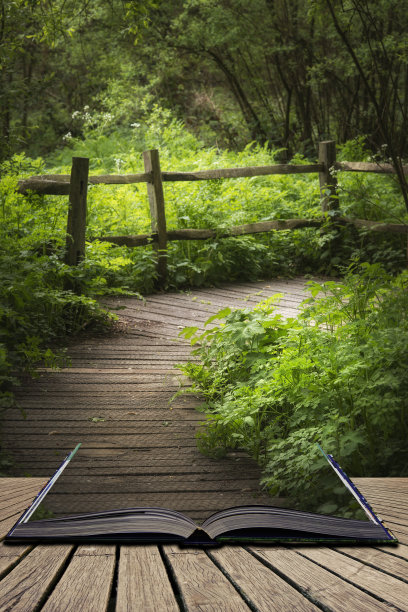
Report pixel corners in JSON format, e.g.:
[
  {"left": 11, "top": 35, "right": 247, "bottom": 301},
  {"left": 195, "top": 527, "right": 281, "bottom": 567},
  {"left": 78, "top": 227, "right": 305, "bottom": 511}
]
[{"left": 23, "top": 443, "right": 370, "bottom": 527}]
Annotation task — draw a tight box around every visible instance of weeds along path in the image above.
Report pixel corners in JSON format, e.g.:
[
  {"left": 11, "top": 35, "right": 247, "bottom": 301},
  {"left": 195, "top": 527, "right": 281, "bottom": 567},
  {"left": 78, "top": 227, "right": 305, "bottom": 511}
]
[{"left": 4, "top": 278, "right": 314, "bottom": 522}]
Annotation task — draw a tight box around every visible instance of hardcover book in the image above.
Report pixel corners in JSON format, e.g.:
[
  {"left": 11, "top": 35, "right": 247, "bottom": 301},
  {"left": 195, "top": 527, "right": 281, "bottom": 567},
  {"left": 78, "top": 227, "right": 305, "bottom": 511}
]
[{"left": 6, "top": 444, "right": 397, "bottom": 546}]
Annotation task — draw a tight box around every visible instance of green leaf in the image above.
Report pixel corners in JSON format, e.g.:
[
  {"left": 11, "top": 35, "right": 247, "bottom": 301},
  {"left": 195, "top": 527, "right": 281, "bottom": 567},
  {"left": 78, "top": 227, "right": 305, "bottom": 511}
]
[{"left": 205, "top": 308, "right": 231, "bottom": 326}]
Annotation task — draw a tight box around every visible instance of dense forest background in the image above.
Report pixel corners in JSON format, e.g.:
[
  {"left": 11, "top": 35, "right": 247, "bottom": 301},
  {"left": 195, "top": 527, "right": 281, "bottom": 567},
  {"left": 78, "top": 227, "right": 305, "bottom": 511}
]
[{"left": 2, "top": 0, "right": 408, "bottom": 166}]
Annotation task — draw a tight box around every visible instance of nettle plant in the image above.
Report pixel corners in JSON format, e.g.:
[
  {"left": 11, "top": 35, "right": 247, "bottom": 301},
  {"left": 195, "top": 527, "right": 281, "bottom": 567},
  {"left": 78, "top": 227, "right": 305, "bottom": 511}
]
[{"left": 178, "top": 263, "right": 408, "bottom": 509}]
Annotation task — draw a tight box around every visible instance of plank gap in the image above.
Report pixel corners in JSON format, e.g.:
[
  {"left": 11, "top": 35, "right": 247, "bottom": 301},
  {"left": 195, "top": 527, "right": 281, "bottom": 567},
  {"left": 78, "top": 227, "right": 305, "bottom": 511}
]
[
  {"left": 158, "top": 545, "right": 187, "bottom": 612},
  {"left": 206, "top": 549, "right": 261, "bottom": 612},
  {"left": 245, "top": 547, "right": 333, "bottom": 612}
]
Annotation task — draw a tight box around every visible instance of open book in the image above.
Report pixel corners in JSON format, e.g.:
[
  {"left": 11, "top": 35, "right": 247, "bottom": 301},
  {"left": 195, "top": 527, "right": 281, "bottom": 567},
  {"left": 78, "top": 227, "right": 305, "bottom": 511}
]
[{"left": 6, "top": 444, "right": 397, "bottom": 545}]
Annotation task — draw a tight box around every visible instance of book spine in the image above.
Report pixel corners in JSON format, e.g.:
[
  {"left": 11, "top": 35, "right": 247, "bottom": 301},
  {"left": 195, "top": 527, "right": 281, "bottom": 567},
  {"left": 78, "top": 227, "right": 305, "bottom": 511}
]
[
  {"left": 6, "top": 443, "right": 82, "bottom": 537},
  {"left": 321, "top": 448, "right": 395, "bottom": 541}
]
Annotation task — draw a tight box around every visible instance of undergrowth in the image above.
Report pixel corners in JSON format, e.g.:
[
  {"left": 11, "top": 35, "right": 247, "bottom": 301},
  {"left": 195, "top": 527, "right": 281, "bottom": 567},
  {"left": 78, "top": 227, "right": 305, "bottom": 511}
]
[{"left": 177, "top": 262, "right": 408, "bottom": 512}]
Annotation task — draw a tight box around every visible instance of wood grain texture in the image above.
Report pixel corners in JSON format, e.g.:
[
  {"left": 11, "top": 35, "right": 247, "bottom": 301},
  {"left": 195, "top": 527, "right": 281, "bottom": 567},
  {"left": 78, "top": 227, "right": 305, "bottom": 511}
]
[
  {"left": 249, "top": 547, "right": 392, "bottom": 611},
  {"left": 0, "top": 514, "right": 31, "bottom": 540},
  {"left": 335, "top": 161, "right": 408, "bottom": 174},
  {"left": 333, "top": 546, "right": 408, "bottom": 581},
  {"left": 297, "top": 547, "right": 408, "bottom": 611},
  {"left": 209, "top": 547, "right": 319, "bottom": 611},
  {"left": 116, "top": 545, "right": 178, "bottom": 612},
  {"left": 0, "top": 480, "right": 408, "bottom": 610},
  {"left": 163, "top": 545, "right": 250, "bottom": 611},
  {"left": 41, "top": 545, "right": 115, "bottom": 612},
  {"left": 65, "top": 157, "right": 89, "bottom": 266},
  {"left": 0, "top": 544, "right": 73, "bottom": 611},
  {"left": 0, "top": 543, "right": 32, "bottom": 579}
]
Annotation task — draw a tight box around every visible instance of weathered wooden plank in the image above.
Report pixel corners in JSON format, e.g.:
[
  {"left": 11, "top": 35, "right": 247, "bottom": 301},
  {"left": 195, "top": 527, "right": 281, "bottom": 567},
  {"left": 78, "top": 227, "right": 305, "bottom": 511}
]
[
  {"left": 116, "top": 546, "right": 178, "bottom": 611},
  {"left": 333, "top": 546, "right": 408, "bottom": 581},
  {"left": 335, "top": 160, "right": 408, "bottom": 174},
  {"left": 96, "top": 218, "right": 322, "bottom": 249},
  {"left": 0, "top": 491, "right": 45, "bottom": 518},
  {"left": 0, "top": 513, "right": 28, "bottom": 540},
  {"left": 163, "top": 545, "right": 250, "bottom": 611},
  {"left": 249, "top": 547, "right": 392, "bottom": 611},
  {"left": 12, "top": 384, "right": 183, "bottom": 393},
  {"left": 0, "top": 543, "right": 32, "bottom": 579},
  {"left": 372, "top": 543, "right": 408, "bottom": 560},
  {"left": 65, "top": 157, "right": 89, "bottom": 266},
  {"left": 37, "top": 475, "right": 263, "bottom": 494},
  {"left": 4, "top": 435, "right": 199, "bottom": 448},
  {"left": 176, "top": 286, "right": 307, "bottom": 306},
  {"left": 4, "top": 409, "right": 201, "bottom": 422},
  {"left": 0, "top": 479, "right": 44, "bottom": 495},
  {"left": 368, "top": 501, "right": 408, "bottom": 518},
  {"left": 0, "top": 545, "right": 73, "bottom": 611},
  {"left": 373, "top": 510, "right": 408, "bottom": 526},
  {"left": 0, "top": 485, "right": 43, "bottom": 503},
  {"left": 41, "top": 545, "right": 115, "bottom": 612},
  {"left": 387, "top": 530, "right": 408, "bottom": 545},
  {"left": 113, "top": 293, "right": 305, "bottom": 319},
  {"left": 209, "top": 546, "right": 319, "bottom": 611},
  {"left": 4, "top": 447, "right": 243, "bottom": 461},
  {"left": 353, "top": 480, "right": 408, "bottom": 494},
  {"left": 2, "top": 423, "right": 201, "bottom": 435},
  {"left": 20, "top": 372, "right": 183, "bottom": 383},
  {"left": 355, "top": 486, "right": 408, "bottom": 499},
  {"left": 144, "top": 149, "right": 167, "bottom": 286},
  {"left": 18, "top": 161, "right": 324, "bottom": 196},
  {"left": 6, "top": 465, "right": 261, "bottom": 479},
  {"left": 342, "top": 216, "right": 408, "bottom": 234},
  {"left": 298, "top": 547, "right": 408, "bottom": 610},
  {"left": 12, "top": 392, "right": 196, "bottom": 404},
  {"left": 18, "top": 172, "right": 151, "bottom": 194},
  {"left": 383, "top": 520, "right": 408, "bottom": 535},
  {"left": 162, "top": 163, "right": 323, "bottom": 180}
]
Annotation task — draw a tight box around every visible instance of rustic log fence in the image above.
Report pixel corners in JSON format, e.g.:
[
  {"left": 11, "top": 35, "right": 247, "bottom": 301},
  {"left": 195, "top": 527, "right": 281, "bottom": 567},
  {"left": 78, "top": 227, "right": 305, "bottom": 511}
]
[{"left": 17, "top": 140, "right": 408, "bottom": 286}]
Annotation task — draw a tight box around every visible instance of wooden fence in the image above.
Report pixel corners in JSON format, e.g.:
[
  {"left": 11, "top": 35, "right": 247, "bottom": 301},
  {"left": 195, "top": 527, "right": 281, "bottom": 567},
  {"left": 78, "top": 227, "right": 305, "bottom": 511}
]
[{"left": 18, "top": 140, "right": 408, "bottom": 286}]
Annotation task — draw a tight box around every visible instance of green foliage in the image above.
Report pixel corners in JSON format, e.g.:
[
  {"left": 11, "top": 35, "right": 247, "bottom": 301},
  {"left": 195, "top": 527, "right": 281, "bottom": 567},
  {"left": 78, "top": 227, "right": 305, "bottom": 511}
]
[
  {"left": 1, "top": 119, "right": 407, "bottom": 445},
  {"left": 178, "top": 263, "right": 408, "bottom": 509},
  {"left": 0, "top": 156, "right": 116, "bottom": 417}
]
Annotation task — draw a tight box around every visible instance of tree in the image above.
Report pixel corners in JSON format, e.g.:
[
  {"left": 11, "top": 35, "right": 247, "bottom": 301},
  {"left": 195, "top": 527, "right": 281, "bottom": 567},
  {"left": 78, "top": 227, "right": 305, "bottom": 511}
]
[{"left": 323, "top": 0, "right": 408, "bottom": 210}]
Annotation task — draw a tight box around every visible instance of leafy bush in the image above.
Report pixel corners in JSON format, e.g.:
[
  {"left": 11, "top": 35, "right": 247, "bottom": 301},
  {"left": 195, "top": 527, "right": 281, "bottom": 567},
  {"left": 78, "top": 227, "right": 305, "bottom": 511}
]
[
  {"left": 178, "top": 263, "right": 408, "bottom": 511},
  {"left": 0, "top": 157, "right": 116, "bottom": 418}
]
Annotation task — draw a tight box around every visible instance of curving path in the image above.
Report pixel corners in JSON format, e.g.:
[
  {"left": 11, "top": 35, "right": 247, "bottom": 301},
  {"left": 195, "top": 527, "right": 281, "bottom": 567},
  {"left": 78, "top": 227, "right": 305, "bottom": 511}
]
[{"left": 3, "top": 277, "right": 315, "bottom": 522}]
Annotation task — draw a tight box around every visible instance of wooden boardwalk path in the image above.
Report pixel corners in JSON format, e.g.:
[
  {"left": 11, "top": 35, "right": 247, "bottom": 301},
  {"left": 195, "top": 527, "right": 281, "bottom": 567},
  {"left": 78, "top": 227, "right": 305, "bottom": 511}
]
[
  {"left": 2, "top": 278, "right": 408, "bottom": 610},
  {"left": 2, "top": 278, "right": 311, "bottom": 522},
  {"left": 1, "top": 478, "right": 408, "bottom": 611}
]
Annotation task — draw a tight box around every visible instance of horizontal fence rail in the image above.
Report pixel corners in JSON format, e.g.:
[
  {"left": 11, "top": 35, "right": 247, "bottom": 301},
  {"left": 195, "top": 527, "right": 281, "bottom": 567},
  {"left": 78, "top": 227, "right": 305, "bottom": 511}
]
[{"left": 15, "top": 141, "right": 408, "bottom": 285}]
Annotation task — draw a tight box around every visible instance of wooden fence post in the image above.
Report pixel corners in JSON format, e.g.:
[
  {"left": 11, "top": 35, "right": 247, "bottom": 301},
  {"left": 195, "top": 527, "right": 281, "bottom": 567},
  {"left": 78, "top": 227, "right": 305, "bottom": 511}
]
[
  {"left": 143, "top": 149, "right": 167, "bottom": 287},
  {"left": 65, "top": 157, "right": 89, "bottom": 266},
  {"left": 318, "top": 140, "right": 338, "bottom": 212}
]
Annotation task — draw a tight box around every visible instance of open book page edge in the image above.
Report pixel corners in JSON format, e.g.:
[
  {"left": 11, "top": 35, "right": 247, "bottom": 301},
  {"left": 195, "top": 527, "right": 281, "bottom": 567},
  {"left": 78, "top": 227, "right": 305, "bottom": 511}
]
[{"left": 5, "top": 443, "right": 398, "bottom": 544}]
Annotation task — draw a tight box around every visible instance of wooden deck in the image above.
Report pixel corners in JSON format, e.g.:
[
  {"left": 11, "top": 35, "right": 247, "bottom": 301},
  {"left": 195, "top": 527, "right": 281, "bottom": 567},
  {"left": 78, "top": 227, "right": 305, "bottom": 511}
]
[
  {"left": 1, "top": 278, "right": 408, "bottom": 609},
  {"left": 2, "top": 278, "right": 313, "bottom": 521},
  {"left": 0, "top": 478, "right": 408, "bottom": 611}
]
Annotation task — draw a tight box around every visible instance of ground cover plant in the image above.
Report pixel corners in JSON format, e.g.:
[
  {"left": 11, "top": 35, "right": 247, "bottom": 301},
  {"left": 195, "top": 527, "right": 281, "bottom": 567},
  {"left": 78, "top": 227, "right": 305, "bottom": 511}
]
[{"left": 178, "top": 262, "right": 408, "bottom": 513}]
